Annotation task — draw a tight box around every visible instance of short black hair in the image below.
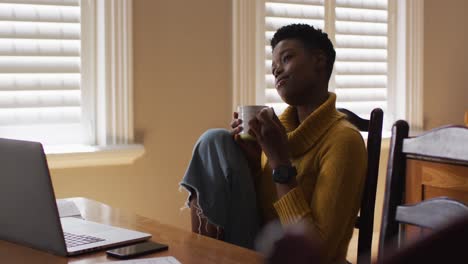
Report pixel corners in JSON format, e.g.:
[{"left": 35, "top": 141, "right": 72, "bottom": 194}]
[{"left": 271, "top": 24, "right": 336, "bottom": 80}]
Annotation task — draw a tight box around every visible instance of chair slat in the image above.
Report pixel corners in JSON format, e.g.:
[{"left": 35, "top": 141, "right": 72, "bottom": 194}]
[
  {"left": 403, "top": 126, "right": 468, "bottom": 165},
  {"left": 338, "top": 108, "right": 383, "bottom": 264},
  {"left": 396, "top": 197, "right": 468, "bottom": 229}
]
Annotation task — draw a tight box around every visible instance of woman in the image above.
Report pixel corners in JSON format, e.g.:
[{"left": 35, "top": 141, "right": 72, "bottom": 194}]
[{"left": 180, "top": 24, "right": 367, "bottom": 264}]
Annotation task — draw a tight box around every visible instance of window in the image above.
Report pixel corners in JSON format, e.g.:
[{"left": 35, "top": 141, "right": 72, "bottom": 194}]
[
  {"left": 232, "top": 0, "right": 424, "bottom": 132},
  {"left": 0, "top": 0, "right": 144, "bottom": 168},
  {"left": 0, "top": 0, "right": 83, "bottom": 145}
]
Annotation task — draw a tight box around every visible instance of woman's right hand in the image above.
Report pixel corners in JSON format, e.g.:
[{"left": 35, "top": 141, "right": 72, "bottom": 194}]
[
  {"left": 231, "top": 112, "right": 262, "bottom": 173},
  {"left": 230, "top": 111, "right": 243, "bottom": 135}
]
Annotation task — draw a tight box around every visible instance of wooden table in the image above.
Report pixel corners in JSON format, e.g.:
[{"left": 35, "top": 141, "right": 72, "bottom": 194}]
[{"left": 0, "top": 197, "right": 264, "bottom": 264}]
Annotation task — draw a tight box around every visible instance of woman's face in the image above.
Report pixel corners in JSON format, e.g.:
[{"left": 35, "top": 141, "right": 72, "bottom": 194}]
[{"left": 271, "top": 39, "right": 323, "bottom": 106}]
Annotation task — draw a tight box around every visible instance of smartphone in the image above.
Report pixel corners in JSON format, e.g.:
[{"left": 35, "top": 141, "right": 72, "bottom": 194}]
[{"left": 106, "top": 241, "right": 168, "bottom": 259}]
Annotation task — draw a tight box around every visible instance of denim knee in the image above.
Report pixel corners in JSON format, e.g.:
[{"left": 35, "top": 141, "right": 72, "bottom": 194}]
[
  {"left": 199, "top": 128, "right": 231, "bottom": 143},
  {"left": 197, "top": 129, "right": 233, "bottom": 150}
]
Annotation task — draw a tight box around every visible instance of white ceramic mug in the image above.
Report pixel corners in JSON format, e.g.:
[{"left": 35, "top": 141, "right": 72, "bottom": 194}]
[{"left": 237, "top": 105, "right": 269, "bottom": 140}]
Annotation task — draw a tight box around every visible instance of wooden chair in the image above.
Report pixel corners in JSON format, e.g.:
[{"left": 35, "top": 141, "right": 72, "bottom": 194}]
[
  {"left": 338, "top": 108, "right": 383, "bottom": 264},
  {"left": 378, "top": 120, "right": 468, "bottom": 261}
]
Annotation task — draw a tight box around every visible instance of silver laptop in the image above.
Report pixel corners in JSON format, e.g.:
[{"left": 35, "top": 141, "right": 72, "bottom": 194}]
[{"left": 0, "top": 138, "right": 151, "bottom": 256}]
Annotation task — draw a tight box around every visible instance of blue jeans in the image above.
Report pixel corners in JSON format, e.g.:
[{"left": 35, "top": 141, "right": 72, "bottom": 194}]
[{"left": 179, "top": 129, "right": 260, "bottom": 249}]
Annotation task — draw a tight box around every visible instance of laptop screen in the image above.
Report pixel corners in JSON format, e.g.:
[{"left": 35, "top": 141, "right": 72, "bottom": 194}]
[{"left": 0, "top": 138, "right": 67, "bottom": 256}]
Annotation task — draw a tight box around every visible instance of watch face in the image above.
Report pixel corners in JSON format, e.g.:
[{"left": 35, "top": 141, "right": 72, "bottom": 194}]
[{"left": 273, "top": 166, "right": 297, "bottom": 184}]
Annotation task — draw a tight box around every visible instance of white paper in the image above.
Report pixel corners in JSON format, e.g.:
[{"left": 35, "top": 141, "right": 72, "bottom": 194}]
[
  {"left": 56, "top": 199, "right": 82, "bottom": 218},
  {"left": 98, "top": 256, "right": 181, "bottom": 264}
]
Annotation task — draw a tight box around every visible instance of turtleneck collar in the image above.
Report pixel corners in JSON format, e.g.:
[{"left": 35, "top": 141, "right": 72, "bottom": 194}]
[{"left": 279, "top": 92, "right": 345, "bottom": 158}]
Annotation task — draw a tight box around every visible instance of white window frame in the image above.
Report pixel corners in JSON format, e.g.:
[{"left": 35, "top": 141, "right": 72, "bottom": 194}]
[
  {"left": 45, "top": 0, "right": 144, "bottom": 169},
  {"left": 232, "top": 0, "right": 424, "bottom": 134}
]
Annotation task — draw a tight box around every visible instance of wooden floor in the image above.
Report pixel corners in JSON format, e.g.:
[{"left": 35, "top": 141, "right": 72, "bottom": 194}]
[{"left": 346, "top": 230, "right": 380, "bottom": 263}]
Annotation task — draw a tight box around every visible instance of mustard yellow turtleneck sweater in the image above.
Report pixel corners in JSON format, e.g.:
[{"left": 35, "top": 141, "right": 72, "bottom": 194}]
[{"left": 256, "top": 93, "right": 367, "bottom": 263}]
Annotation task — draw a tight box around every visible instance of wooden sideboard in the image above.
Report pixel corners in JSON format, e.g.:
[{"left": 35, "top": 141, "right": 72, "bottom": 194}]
[{"left": 405, "top": 159, "right": 468, "bottom": 238}]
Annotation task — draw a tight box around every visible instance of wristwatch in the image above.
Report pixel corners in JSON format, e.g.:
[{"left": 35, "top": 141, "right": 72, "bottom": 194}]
[{"left": 272, "top": 165, "right": 297, "bottom": 184}]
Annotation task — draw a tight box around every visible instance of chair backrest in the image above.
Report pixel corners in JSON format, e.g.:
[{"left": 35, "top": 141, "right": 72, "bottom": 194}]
[
  {"left": 338, "top": 108, "right": 383, "bottom": 264},
  {"left": 378, "top": 120, "right": 468, "bottom": 261}
]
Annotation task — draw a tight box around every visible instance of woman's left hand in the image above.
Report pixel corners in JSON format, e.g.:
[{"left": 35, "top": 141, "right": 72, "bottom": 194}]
[{"left": 248, "top": 108, "right": 290, "bottom": 169}]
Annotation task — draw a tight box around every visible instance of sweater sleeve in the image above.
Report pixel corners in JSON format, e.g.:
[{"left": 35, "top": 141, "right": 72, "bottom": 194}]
[
  {"left": 273, "top": 128, "right": 367, "bottom": 262},
  {"left": 274, "top": 187, "right": 312, "bottom": 224}
]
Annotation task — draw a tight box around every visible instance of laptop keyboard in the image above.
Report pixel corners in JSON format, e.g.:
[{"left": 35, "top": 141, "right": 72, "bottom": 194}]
[{"left": 64, "top": 232, "right": 105, "bottom": 248}]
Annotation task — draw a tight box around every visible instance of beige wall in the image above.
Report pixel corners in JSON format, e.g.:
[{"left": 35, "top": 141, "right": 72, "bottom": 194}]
[
  {"left": 51, "top": 0, "right": 232, "bottom": 231},
  {"left": 373, "top": 0, "right": 468, "bottom": 235},
  {"left": 424, "top": 0, "right": 468, "bottom": 129},
  {"left": 373, "top": 0, "right": 468, "bottom": 234},
  {"left": 51, "top": 0, "right": 468, "bottom": 234}
]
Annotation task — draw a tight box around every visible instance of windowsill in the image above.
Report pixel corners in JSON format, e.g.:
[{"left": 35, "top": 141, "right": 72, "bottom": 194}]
[
  {"left": 44, "top": 144, "right": 145, "bottom": 169},
  {"left": 361, "top": 130, "right": 392, "bottom": 141},
  {"left": 360, "top": 131, "right": 391, "bottom": 155}
]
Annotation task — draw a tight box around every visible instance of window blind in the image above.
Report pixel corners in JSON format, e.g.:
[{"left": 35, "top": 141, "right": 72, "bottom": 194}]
[
  {"left": 0, "top": 0, "right": 84, "bottom": 145},
  {"left": 264, "top": 0, "right": 388, "bottom": 119}
]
